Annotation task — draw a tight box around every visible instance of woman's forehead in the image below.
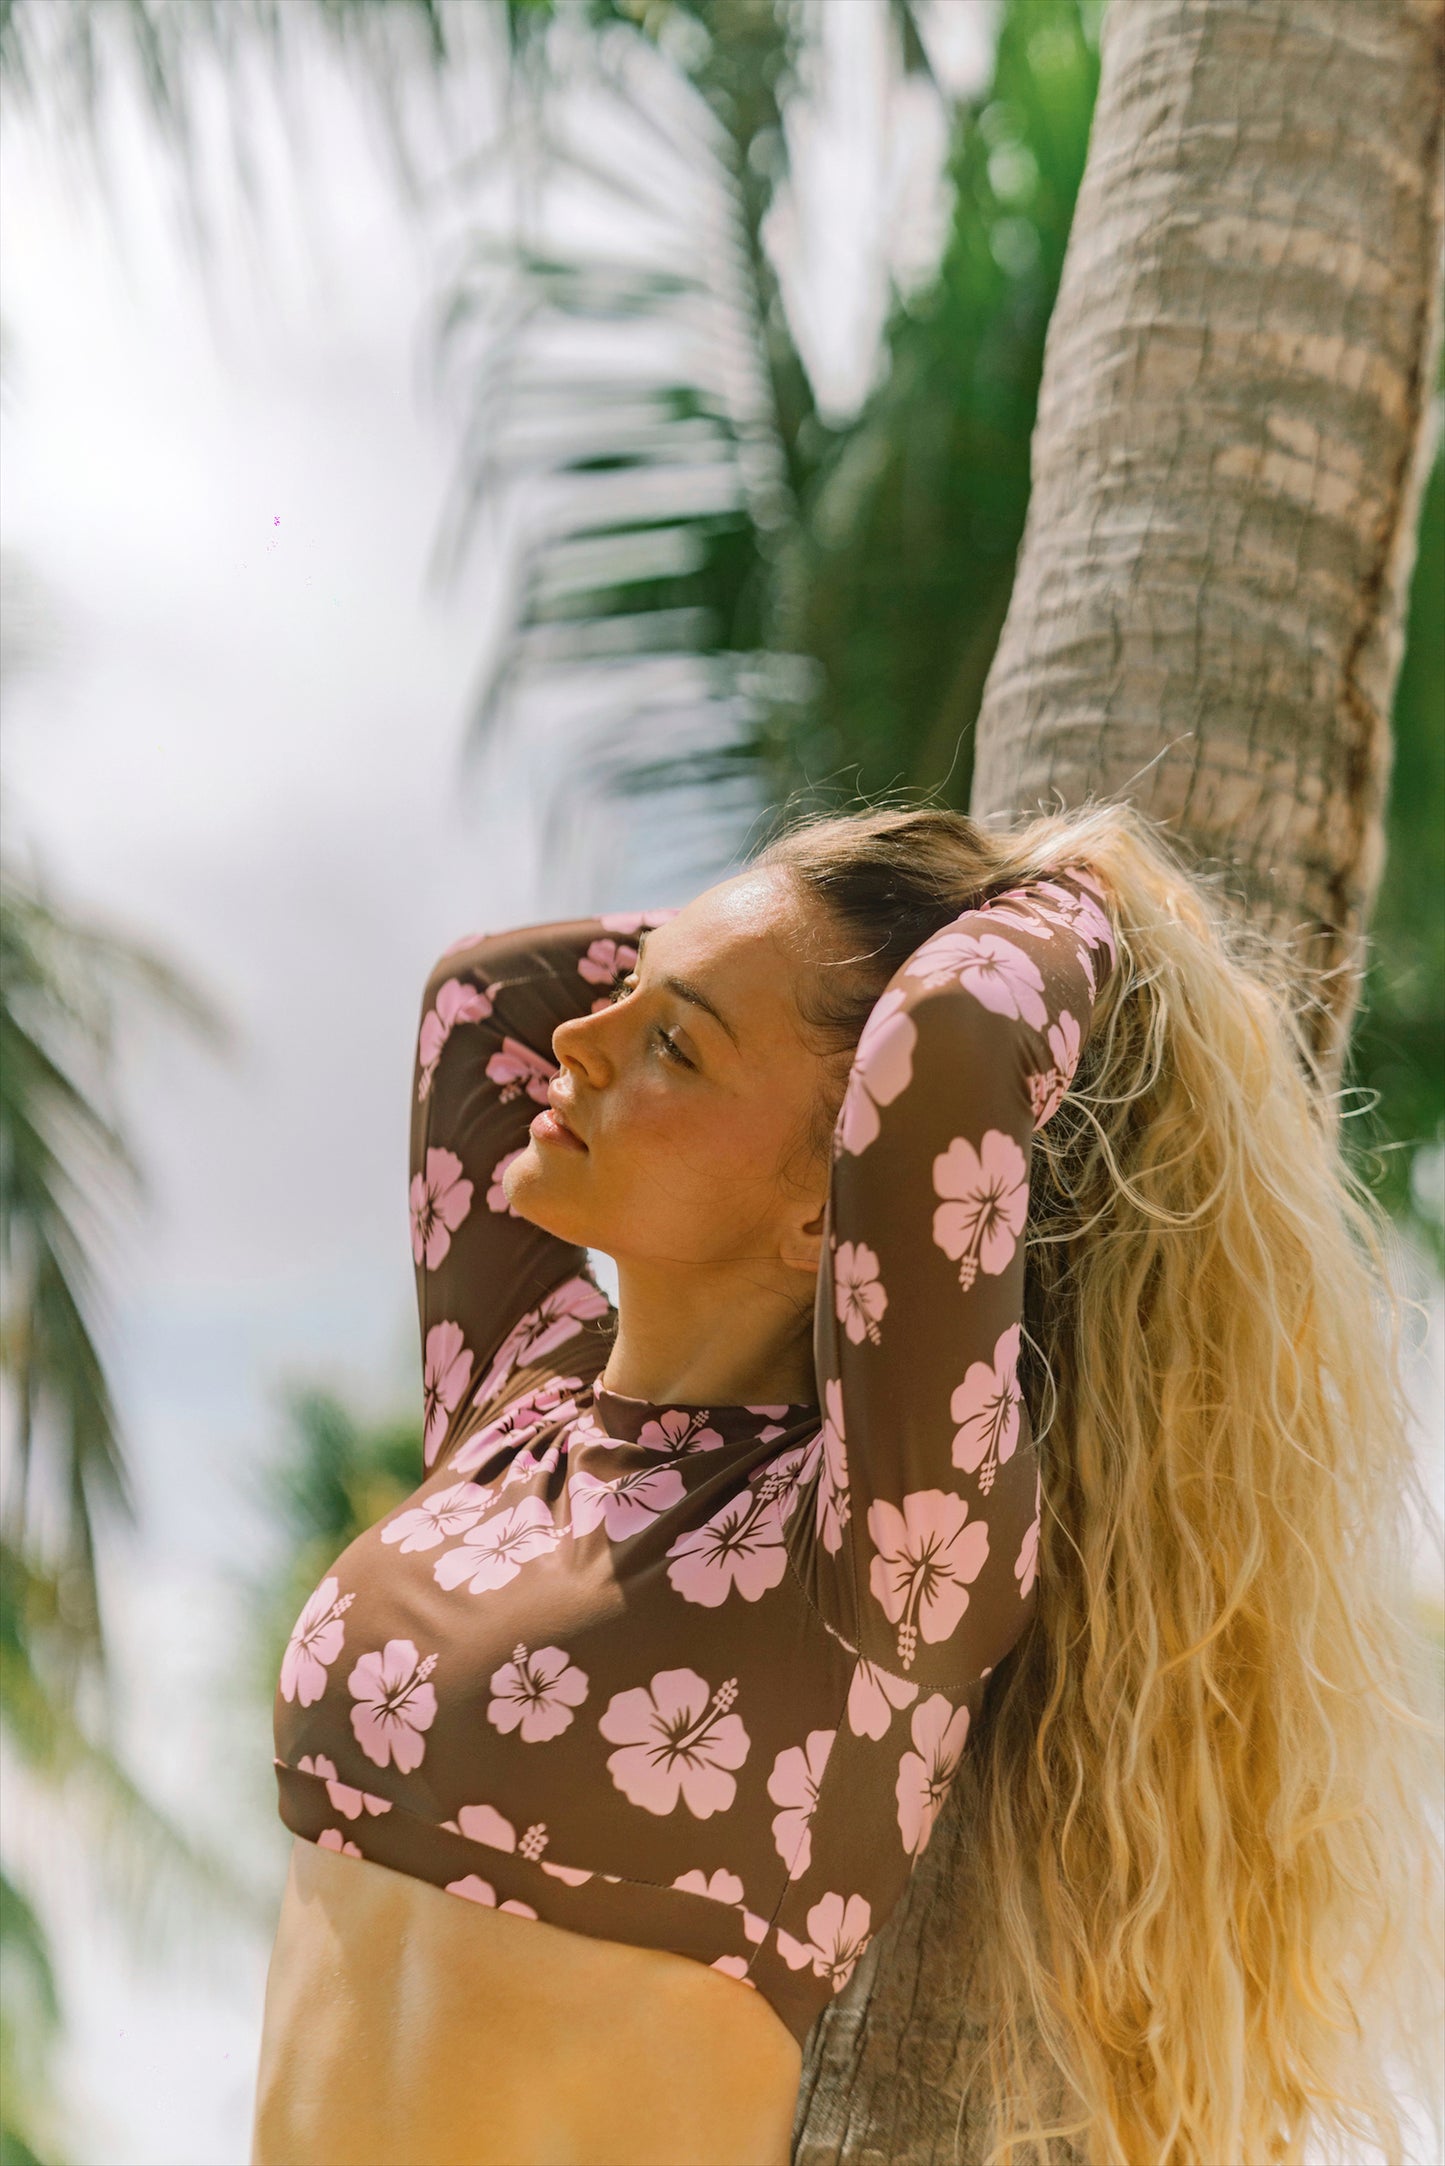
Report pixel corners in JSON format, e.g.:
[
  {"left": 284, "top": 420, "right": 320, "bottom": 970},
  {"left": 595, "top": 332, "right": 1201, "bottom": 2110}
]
[
  {"left": 652, "top": 867, "right": 803, "bottom": 963},
  {"left": 643, "top": 869, "right": 816, "bottom": 1028}
]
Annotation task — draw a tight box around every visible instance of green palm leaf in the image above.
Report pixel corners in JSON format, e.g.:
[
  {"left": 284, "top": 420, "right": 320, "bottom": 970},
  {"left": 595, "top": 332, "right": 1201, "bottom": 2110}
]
[
  {"left": 424, "top": 0, "right": 817, "bottom": 845},
  {"left": 0, "top": 855, "right": 236, "bottom": 1666}
]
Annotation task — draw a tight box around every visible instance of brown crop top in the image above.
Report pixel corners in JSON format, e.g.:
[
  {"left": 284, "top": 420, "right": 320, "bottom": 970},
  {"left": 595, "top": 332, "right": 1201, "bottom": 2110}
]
[{"left": 272, "top": 870, "right": 1118, "bottom": 2049}]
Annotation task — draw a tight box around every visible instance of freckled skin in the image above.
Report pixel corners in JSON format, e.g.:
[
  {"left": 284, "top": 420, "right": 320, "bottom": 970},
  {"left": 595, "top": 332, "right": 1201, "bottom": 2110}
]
[{"left": 253, "top": 870, "right": 830, "bottom": 2166}]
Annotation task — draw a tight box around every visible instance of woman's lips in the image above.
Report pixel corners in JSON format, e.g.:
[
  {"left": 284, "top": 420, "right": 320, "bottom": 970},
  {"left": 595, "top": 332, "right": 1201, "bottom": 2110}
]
[{"left": 530, "top": 1106, "right": 588, "bottom": 1154}]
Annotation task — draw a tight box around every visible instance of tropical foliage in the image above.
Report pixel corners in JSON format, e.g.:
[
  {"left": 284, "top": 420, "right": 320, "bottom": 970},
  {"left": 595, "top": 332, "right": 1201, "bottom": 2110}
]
[
  {"left": 0, "top": 575, "right": 253, "bottom": 2160},
  {"left": 239, "top": 1390, "right": 422, "bottom": 1708}
]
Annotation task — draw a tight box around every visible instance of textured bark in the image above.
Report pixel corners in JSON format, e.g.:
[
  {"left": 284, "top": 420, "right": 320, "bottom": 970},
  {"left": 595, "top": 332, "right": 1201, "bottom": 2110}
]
[
  {"left": 792, "top": 2, "right": 1444, "bottom": 2161},
  {"left": 968, "top": 0, "right": 1445, "bottom": 1078}
]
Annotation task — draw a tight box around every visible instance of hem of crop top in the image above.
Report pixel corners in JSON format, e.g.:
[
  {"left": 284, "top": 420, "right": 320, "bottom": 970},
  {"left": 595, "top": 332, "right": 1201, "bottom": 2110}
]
[{"left": 274, "top": 1757, "right": 835, "bottom": 2050}]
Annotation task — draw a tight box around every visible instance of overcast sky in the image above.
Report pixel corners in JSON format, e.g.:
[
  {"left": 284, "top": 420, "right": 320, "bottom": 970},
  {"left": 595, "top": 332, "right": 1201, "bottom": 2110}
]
[{"left": 0, "top": 6, "right": 1437, "bottom": 2161}]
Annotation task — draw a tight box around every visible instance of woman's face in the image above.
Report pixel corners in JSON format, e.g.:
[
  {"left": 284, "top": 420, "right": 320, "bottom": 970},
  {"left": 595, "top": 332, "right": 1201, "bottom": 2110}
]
[{"left": 502, "top": 867, "right": 832, "bottom": 1276}]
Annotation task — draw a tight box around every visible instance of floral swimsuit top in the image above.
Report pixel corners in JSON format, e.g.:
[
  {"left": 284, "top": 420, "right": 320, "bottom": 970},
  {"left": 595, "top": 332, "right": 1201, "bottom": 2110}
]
[{"left": 272, "top": 869, "right": 1117, "bottom": 2049}]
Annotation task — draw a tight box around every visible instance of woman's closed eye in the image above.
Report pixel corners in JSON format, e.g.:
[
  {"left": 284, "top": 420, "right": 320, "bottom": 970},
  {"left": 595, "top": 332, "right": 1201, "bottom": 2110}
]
[{"left": 609, "top": 975, "right": 694, "bottom": 1069}]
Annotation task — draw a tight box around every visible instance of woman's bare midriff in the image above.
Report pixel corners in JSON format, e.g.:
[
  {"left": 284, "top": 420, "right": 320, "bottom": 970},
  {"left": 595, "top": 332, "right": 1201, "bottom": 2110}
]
[{"left": 251, "top": 1837, "right": 803, "bottom": 2166}]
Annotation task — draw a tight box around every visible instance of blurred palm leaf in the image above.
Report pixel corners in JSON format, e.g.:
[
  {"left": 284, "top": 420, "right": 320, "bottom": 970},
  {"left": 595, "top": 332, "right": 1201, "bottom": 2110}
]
[
  {"left": 236, "top": 1387, "right": 422, "bottom": 1706},
  {"left": 0, "top": 502, "right": 251, "bottom": 2155},
  {"left": 0, "top": 827, "right": 264, "bottom": 2162},
  {"left": 783, "top": 1, "right": 1101, "bottom": 799},
  {"left": 425, "top": 0, "right": 822, "bottom": 843},
  {"left": 0, "top": 1862, "right": 61, "bottom": 2166},
  {"left": 0, "top": 853, "right": 235, "bottom": 1666},
  {"left": 425, "top": 0, "right": 1102, "bottom": 834},
  {"left": 1346, "top": 389, "right": 1445, "bottom": 1261}
]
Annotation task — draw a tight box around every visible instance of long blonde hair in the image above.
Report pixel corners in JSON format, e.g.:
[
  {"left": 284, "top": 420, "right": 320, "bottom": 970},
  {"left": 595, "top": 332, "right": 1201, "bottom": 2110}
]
[{"left": 760, "top": 798, "right": 1444, "bottom": 2166}]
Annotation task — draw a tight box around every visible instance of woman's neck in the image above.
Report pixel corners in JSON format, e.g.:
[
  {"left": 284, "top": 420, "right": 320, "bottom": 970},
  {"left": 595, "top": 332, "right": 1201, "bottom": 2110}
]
[{"left": 598, "top": 1255, "right": 818, "bottom": 1409}]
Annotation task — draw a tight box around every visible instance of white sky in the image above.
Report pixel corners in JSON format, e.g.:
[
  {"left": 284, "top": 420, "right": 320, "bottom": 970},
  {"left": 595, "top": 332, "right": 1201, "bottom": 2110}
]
[{"left": 0, "top": 4, "right": 1437, "bottom": 2161}]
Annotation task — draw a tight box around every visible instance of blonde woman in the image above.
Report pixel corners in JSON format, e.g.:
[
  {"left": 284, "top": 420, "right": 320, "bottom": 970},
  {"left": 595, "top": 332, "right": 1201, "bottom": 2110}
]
[{"left": 253, "top": 802, "right": 1442, "bottom": 2166}]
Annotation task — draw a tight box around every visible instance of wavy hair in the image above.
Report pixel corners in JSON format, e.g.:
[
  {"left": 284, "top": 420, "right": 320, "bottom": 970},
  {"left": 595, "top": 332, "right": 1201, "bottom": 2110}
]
[{"left": 758, "top": 798, "right": 1444, "bottom": 2166}]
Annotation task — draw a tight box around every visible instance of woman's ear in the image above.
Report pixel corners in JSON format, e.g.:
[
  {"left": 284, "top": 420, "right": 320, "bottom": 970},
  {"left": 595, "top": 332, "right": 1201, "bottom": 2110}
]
[{"left": 779, "top": 1204, "right": 827, "bottom": 1276}]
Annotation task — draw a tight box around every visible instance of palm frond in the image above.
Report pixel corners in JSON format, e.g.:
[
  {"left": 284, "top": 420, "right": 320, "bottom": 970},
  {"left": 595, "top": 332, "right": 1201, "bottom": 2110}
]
[
  {"left": 777, "top": 0, "right": 1102, "bottom": 807},
  {"left": 0, "top": 1542, "right": 267, "bottom": 1947},
  {"left": 423, "top": 0, "right": 820, "bottom": 863},
  {"left": 236, "top": 1387, "right": 422, "bottom": 1705},
  {"left": 0, "top": 858, "right": 240, "bottom": 1662},
  {"left": 0, "top": 1861, "right": 62, "bottom": 2166}
]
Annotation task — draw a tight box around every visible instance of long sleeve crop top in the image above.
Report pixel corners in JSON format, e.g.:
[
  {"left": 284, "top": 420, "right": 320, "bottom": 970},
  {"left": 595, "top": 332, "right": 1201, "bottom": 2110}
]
[{"left": 272, "top": 872, "right": 1118, "bottom": 2048}]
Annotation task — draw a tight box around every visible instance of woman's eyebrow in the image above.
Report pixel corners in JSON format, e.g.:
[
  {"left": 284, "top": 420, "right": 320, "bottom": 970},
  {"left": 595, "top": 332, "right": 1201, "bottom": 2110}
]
[{"left": 634, "top": 930, "right": 739, "bottom": 1049}]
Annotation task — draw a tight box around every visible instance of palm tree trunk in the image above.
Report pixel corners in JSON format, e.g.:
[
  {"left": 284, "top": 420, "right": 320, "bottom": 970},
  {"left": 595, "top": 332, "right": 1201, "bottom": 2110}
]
[
  {"left": 969, "top": 0, "right": 1445, "bottom": 1079},
  {"left": 792, "top": 1, "right": 1444, "bottom": 2159}
]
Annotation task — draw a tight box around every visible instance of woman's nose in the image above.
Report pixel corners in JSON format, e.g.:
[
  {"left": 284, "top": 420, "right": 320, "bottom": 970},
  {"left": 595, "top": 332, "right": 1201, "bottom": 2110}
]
[{"left": 553, "top": 1010, "right": 611, "bottom": 1086}]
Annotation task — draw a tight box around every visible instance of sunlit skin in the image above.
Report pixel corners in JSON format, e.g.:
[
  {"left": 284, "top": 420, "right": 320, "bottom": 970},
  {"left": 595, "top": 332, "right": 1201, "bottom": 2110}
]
[
  {"left": 252, "top": 868, "right": 843, "bottom": 2166},
  {"left": 511, "top": 865, "right": 834, "bottom": 1407}
]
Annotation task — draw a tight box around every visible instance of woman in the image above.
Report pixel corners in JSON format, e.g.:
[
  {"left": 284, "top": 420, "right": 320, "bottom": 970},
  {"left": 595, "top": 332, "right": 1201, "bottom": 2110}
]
[{"left": 253, "top": 801, "right": 1442, "bottom": 2166}]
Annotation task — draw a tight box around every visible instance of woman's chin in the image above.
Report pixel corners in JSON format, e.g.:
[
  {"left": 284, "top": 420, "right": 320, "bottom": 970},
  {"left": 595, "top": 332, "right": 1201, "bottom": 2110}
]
[{"left": 503, "top": 1144, "right": 586, "bottom": 1237}]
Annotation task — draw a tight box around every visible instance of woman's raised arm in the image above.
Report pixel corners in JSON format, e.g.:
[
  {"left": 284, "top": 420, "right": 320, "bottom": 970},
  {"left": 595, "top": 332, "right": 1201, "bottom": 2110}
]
[
  {"left": 407, "top": 914, "right": 666, "bottom": 1470},
  {"left": 800, "top": 871, "right": 1118, "bottom": 1696}
]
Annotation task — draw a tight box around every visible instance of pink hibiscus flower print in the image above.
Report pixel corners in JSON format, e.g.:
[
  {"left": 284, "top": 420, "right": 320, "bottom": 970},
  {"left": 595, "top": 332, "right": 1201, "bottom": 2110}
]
[
  {"left": 444, "top": 1800, "right": 518, "bottom": 1848},
  {"left": 280, "top": 1575, "right": 354, "bottom": 1706},
  {"left": 485, "top": 1036, "right": 557, "bottom": 1106},
  {"left": 471, "top": 1277, "right": 610, "bottom": 1406},
  {"left": 776, "top": 1892, "right": 873, "bottom": 1993},
  {"left": 410, "top": 1148, "right": 474, "bottom": 1271},
  {"left": 422, "top": 1320, "right": 474, "bottom": 1468},
  {"left": 318, "top": 1828, "right": 362, "bottom": 1858},
  {"left": 1016, "top": 1465, "right": 1042, "bottom": 1601},
  {"left": 380, "top": 1479, "right": 491, "bottom": 1554},
  {"left": 932, "top": 1129, "right": 1029, "bottom": 1290},
  {"left": 577, "top": 937, "right": 638, "bottom": 987},
  {"left": 444, "top": 1875, "right": 538, "bottom": 1918},
  {"left": 1036, "top": 876, "right": 1118, "bottom": 965},
  {"left": 569, "top": 1461, "right": 686, "bottom": 1541},
  {"left": 672, "top": 1869, "right": 769, "bottom": 1945},
  {"left": 895, "top": 1693, "right": 971, "bottom": 1857},
  {"left": 487, "top": 1148, "right": 524, "bottom": 1214},
  {"left": 845, "top": 1657, "right": 920, "bottom": 1740},
  {"left": 904, "top": 929, "right": 1048, "bottom": 1029},
  {"left": 497, "top": 1431, "right": 569, "bottom": 1493},
  {"left": 817, "top": 1379, "right": 849, "bottom": 1556},
  {"left": 637, "top": 1408, "right": 725, "bottom": 1453},
  {"left": 748, "top": 1438, "right": 822, "bottom": 1534},
  {"left": 540, "top": 1859, "right": 594, "bottom": 1886},
  {"left": 866, "top": 1489, "right": 990, "bottom": 1670},
  {"left": 767, "top": 1728, "right": 836, "bottom": 1880},
  {"left": 451, "top": 1377, "right": 582, "bottom": 1478},
  {"left": 833, "top": 1241, "right": 887, "bottom": 1347},
  {"left": 347, "top": 1638, "right": 439, "bottom": 1773},
  {"left": 835, "top": 989, "right": 917, "bottom": 1158},
  {"left": 1026, "top": 1009, "right": 1083, "bottom": 1131},
  {"left": 442, "top": 1799, "right": 551, "bottom": 1865},
  {"left": 432, "top": 1497, "right": 563, "bottom": 1594},
  {"left": 665, "top": 1488, "right": 788, "bottom": 1608},
  {"left": 487, "top": 1642, "right": 590, "bottom": 1741},
  {"left": 950, "top": 1323, "right": 1023, "bottom": 1494},
  {"left": 297, "top": 1753, "right": 393, "bottom": 1822},
  {"left": 598, "top": 1667, "right": 750, "bottom": 1818},
  {"left": 1065, "top": 863, "right": 1108, "bottom": 904},
  {"left": 416, "top": 978, "right": 494, "bottom": 1102}
]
